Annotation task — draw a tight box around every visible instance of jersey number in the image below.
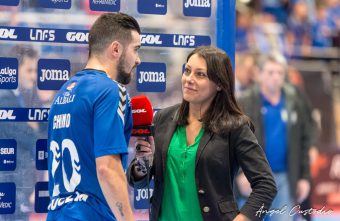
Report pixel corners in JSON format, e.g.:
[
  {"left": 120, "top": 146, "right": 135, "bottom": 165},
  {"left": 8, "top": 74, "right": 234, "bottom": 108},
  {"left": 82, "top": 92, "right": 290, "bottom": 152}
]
[{"left": 50, "top": 139, "right": 81, "bottom": 197}]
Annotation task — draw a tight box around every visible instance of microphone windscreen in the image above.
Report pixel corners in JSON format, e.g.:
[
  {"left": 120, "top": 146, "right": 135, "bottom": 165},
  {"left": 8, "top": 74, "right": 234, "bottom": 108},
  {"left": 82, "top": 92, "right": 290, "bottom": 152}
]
[{"left": 131, "top": 95, "right": 153, "bottom": 126}]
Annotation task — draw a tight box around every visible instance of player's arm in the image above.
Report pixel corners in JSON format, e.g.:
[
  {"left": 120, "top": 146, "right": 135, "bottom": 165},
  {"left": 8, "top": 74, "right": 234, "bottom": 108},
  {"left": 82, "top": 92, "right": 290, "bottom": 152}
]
[{"left": 96, "top": 154, "right": 134, "bottom": 221}]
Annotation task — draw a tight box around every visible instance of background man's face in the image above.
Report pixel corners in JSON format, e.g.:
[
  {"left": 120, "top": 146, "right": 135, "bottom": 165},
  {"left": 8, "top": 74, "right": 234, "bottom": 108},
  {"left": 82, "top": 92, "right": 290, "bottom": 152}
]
[{"left": 19, "top": 56, "right": 37, "bottom": 90}]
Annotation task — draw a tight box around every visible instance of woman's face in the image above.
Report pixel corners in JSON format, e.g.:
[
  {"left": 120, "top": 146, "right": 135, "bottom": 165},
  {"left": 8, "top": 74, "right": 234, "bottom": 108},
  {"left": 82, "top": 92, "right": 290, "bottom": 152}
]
[{"left": 182, "top": 53, "right": 219, "bottom": 107}]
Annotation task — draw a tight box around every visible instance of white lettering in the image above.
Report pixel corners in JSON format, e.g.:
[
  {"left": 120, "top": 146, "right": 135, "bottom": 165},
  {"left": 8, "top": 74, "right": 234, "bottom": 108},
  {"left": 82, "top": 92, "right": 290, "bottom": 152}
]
[
  {"left": 0, "top": 28, "right": 17, "bottom": 39},
  {"left": 92, "top": 0, "right": 117, "bottom": 5},
  {"left": 184, "top": 0, "right": 211, "bottom": 8},
  {"left": 140, "top": 34, "right": 162, "bottom": 45},
  {"left": 0, "top": 202, "right": 12, "bottom": 208},
  {"left": 0, "top": 110, "right": 16, "bottom": 120},
  {"left": 30, "top": 29, "right": 55, "bottom": 41},
  {"left": 135, "top": 188, "right": 153, "bottom": 201},
  {"left": 173, "top": 35, "right": 195, "bottom": 46},
  {"left": 53, "top": 113, "right": 71, "bottom": 129},
  {"left": 0, "top": 148, "right": 15, "bottom": 155},
  {"left": 66, "top": 32, "right": 89, "bottom": 42},
  {"left": 47, "top": 192, "right": 88, "bottom": 211},
  {"left": 54, "top": 94, "right": 75, "bottom": 105},
  {"left": 40, "top": 69, "right": 69, "bottom": 82},
  {"left": 28, "top": 109, "right": 49, "bottom": 121},
  {"left": 138, "top": 71, "right": 165, "bottom": 84}
]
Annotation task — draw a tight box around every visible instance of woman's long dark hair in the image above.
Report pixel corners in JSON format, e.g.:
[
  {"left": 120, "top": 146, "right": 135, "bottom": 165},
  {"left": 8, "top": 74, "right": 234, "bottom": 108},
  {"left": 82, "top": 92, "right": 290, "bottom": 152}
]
[{"left": 177, "top": 46, "right": 253, "bottom": 135}]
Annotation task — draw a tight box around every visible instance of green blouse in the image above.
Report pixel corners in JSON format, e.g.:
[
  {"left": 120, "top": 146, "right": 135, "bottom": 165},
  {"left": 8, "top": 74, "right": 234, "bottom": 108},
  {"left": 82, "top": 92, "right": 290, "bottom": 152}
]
[{"left": 158, "top": 125, "right": 204, "bottom": 221}]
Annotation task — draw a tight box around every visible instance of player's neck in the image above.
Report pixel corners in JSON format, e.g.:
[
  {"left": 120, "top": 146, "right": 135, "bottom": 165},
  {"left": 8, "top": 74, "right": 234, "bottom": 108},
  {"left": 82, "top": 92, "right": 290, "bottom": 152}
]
[{"left": 85, "top": 55, "right": 118, "bottom": 80}]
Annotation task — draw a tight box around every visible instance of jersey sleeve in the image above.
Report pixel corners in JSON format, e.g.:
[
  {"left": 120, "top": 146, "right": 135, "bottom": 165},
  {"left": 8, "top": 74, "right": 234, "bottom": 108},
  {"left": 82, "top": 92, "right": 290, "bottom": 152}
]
[{"left": 93, "top": 81, "right": 128, "bottom": 158}]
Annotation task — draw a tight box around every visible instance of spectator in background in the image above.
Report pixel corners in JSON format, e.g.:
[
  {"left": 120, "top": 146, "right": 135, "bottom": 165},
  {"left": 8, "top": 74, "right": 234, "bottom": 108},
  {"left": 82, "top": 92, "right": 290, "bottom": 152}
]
[
  {"left": 0, "top": 44, "right": 39, "bottom": 221},
  {"left": 235, "top": 52, "right": 257, "bottom": 97},
  {"left": 286, "top": 0, "right": 312, "bottom": 55},
  {"left": 260, "top": 0, "right": 290, "bottom": 24},
  {"left": 237, "top": 51, "right": 312, "bottom": 221},
  {"left": 312, "top": 3, "right": 334, "bottom": 47}
]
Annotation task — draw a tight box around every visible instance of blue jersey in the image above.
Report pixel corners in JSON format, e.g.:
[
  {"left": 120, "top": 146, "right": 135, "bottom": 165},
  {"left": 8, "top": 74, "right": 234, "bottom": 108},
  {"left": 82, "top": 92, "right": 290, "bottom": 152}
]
[{"left": 46, "top": 69, "right": 132, "bottom": 220}]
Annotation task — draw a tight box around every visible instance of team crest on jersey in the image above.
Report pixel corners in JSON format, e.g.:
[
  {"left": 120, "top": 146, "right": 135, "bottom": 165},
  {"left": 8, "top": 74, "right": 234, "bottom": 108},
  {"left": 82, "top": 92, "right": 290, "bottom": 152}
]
[{"left": 67, "top": 82, "right": 76, "bottom": 91}]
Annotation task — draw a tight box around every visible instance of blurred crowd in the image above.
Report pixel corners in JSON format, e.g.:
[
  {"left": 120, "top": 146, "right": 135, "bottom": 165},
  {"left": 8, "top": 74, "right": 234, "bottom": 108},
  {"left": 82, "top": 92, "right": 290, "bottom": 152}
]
[{"left": 236, "top": 0, "right": 340, "bottom": 56}]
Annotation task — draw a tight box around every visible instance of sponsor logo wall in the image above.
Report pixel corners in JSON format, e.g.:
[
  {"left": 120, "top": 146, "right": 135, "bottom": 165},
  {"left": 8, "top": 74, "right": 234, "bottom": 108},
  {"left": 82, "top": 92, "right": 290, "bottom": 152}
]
[{"left": 0, "top": 0, "right": 221, "bottom": 220}]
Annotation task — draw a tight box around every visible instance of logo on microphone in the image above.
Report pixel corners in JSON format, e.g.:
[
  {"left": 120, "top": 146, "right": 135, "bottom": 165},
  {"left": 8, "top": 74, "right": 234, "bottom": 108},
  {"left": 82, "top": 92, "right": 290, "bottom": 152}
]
[
  {"left": 137, "top": 62, "right": 166, "bottom": 92},
  {"left": 0, "top": 57, "right": 18, "bottom": 89},
  {"left": 38, "top": 59, "right": 70, "bottom": 90},
  {"left": 183, "top": 0, "right": 211, "bottom": 17},
  {"left": 138, "top": 0, "right": 167, "bottom": 15},
  {"left": 0, "top": 139, "right": 16, "bottom": 171},
  {"left": 38, "top": 0, "right": 71, "bottom": 9},
  {"left": 90, "top": 0, "right": 120, "bottom": 12}
]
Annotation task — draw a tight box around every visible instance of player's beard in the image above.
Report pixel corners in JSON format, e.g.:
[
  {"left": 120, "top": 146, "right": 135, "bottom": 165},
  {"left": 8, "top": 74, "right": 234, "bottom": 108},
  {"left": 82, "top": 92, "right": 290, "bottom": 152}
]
[{"left": 116, "top": 52, "right": 132, "bottom": 85}]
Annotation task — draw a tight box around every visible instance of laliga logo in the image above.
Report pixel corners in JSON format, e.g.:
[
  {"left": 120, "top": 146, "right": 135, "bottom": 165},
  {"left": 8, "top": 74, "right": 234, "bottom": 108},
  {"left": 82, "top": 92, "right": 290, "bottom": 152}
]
[
  {"left": 138, "top": 71, "right": 165, "bottom": 83},
  {"left": 0, "top": 110, "right": 16, "bottom": 120},
  {"left": 66, "top": 32, "right": 89, "bottom": 42},
  {"left": 184, "top": 0, "right": 211, "bottom": 8},
  {"left": 30, "top": 29, "right": 55, "bottom": 41},
  {"left": 140, "top": 34, "right": 162, "bottom": 45},
  {"left": 0, "top": 28, "right": 17, "bottom": 39},
  {"left": 173, "top": 35, "right": 195, "bottom": 47}
]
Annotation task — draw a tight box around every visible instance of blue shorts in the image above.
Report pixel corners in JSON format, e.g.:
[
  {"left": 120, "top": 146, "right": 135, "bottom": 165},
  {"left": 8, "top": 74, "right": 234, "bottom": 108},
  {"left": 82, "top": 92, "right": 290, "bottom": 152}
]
[{"left": 47, "top": 202, "right": 115, "bottom": 221}]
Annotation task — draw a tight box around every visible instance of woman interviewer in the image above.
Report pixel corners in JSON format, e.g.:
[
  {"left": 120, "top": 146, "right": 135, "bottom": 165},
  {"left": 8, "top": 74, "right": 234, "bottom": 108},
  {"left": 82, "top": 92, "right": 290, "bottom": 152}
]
[{"left": 128, "top": 46, "right": 277, "bottom": 221}]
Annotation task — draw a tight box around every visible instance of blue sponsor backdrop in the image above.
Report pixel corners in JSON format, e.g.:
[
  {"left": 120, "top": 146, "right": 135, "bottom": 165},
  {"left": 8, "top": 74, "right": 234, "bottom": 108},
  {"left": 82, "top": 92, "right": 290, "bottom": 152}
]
[
  {"left": 138, "top": 0, "right": 167, "bottom": 15},
  {"left": 134, "top": 180, "right": 154, "bottom": 209},
  {"left": 38, "top": 0, "right": 72, "bottom": 9},
  {"left": 0, "top": 139, "right": 16, "bottom": 171},
  {"left": 183, "top": 0, "right": 211, "bottom": 17},
  {"left": 38, "top": 59, "right": 70, "bottom": 90},
  {"left": 0, "top": 0, "right": 19, "bottom": 6},
  {"left": 0, "top": 182, "right": 16, "bottom": 214},
  {"left": 90, "top": 0, "right": 120, "bottom": 12},
  {"left": 0, "top": 57, "right": 18, "bottom": 90},
  {"left": 0, "top": 108, "right": 49, "bottom": 122},
  {"left": 0, "top": 1, "right": 234, "bottom": 220},
  {"left": 35, "top": 182, "right": 49, "bottom": 213},
  {"left": 36, "top": 139, "right": 48, "bottom": 170},
  {"left": 137, "top": 62, "right": 166, "bottom": 92}
]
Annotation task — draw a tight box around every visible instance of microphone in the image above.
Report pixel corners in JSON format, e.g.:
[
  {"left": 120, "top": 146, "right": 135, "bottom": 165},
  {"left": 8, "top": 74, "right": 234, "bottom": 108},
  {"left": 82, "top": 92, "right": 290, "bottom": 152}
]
[{"left": 131, "top": 95, "right": 154, "bottom": 137}]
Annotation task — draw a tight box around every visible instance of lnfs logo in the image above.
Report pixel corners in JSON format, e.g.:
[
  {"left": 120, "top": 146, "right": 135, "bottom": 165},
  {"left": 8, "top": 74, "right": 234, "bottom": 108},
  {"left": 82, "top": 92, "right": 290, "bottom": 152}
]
[
  {"left": 183, "top": 0, "right": 211, "bottom": 17},
  {"left": 137, "top": 0, "right": 167, "bottom": 15},
  {"left": 137, "top": 62, "right": 166, "bottom": 92},
  {"left": 90, "top": 0, "right": 120, "bottom": 12},
  {"left": 38, "top": 0, "right": 71, "bottom": 9},
  {"left": 30, "top": 29, "right": 55, "bottom": 42},
  {"left": 0, "top": 57, "right": 18, "bottom": 89},
  {"left": 0, "top": 28, "right": 18, "bottom": 40},
  {"left": 38, "top": 59, "right": 70, "bottom": 90}
]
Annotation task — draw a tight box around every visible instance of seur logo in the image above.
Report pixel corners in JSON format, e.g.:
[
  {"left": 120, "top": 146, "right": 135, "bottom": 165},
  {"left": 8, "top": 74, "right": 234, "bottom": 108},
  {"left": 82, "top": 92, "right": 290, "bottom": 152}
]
[
  {"left": 137, "top": 62, "right": 166, "bottom": 93},
  {"left": 0, "top": 139, "right": 16, "bottom": 172}
]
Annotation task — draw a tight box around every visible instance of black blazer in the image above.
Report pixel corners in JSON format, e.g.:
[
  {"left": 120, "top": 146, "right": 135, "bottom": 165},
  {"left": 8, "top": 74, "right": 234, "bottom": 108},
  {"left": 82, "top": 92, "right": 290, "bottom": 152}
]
[{"left": 128, "top": 104, "right": 277, "bottom": 221}]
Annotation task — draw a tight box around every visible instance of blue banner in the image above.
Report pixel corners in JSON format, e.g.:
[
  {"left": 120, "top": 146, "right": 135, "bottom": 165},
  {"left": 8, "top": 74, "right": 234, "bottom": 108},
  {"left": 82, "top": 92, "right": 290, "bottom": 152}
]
[
  {"left": 35, "top": 182, "right": 49, "bottom": 213},
  {"left": 36, "top": 139, "right": 48, "bottom": 171},
  {"left": 183, "top": 0, "right": 211, "bottom": 17},
  {"left": 138, "top": 0, "right": 167, "bottom": 15},
  {"left": 38, "top": 0, "right": 72, "bottom": 9},
  {"left": 0, "top": 108, "right": 50, "bottom": 122},
  {"left": 90, "top": 0, "right": 120, "bottom": 12},
  {"left": 0, "top": 26, "right": 211, "bottom": 48},
  {"left": 0, "top": 0, "right": 19, "bottom": 6}
]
